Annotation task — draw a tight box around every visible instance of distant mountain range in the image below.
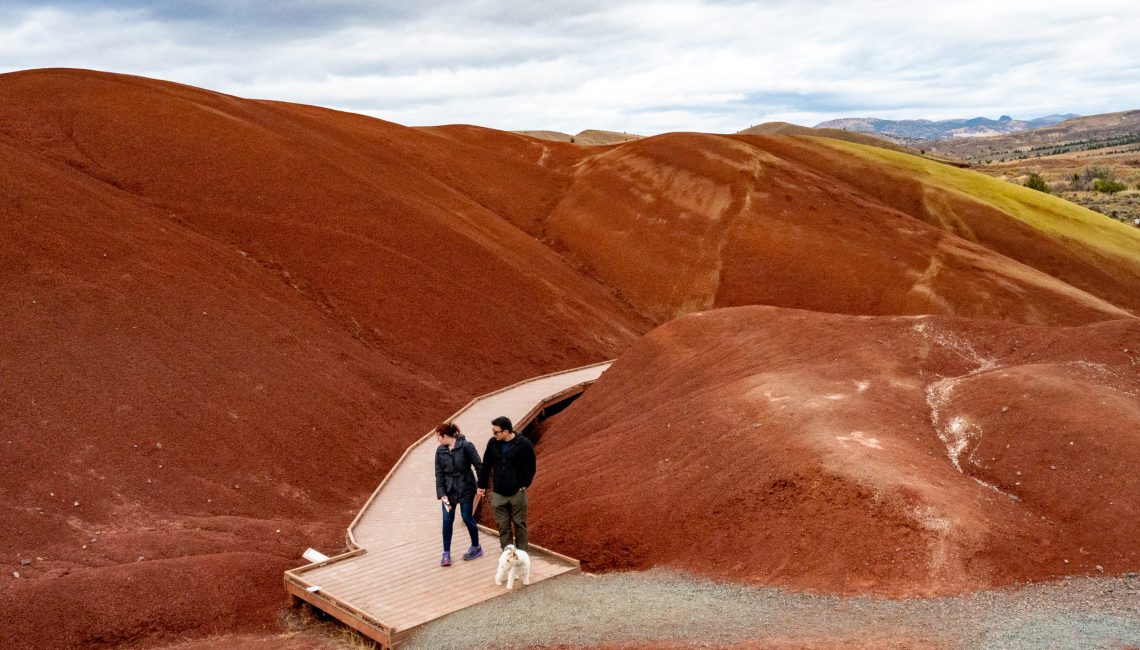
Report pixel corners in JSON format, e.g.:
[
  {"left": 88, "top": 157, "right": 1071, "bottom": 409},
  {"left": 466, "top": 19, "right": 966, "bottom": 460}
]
[
  {"left": 921, "top": 109, "right": 1140, "bottom": 162},
  {"left": 815, "top": 114, "right": 1080, "bottom": 141}
]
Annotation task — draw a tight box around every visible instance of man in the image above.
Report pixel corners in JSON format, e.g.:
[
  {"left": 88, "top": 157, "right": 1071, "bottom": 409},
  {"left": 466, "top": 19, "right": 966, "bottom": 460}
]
[{"left": 476, "top": 415, "right": 536, "bottom": 551}]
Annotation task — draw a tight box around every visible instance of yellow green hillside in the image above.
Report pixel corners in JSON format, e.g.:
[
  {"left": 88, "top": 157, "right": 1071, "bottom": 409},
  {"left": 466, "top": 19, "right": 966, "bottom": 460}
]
[{"left": 809, "top": 136, "right": 1140, "bottom": 264}]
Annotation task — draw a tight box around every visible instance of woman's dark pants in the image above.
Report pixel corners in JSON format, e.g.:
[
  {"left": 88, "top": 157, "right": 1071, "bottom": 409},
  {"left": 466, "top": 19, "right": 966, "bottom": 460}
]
[{"left": 441, "top": 498, "right": 479, "bottom": 553}]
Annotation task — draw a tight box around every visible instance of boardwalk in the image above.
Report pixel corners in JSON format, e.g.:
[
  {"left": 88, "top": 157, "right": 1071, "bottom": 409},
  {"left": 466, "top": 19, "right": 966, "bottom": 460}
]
[{"left": 284, "top": 362, "right": 611, "bottom": 647}]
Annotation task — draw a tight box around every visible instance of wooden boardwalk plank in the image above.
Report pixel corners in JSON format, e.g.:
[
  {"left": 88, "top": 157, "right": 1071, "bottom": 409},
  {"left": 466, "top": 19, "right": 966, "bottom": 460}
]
[
  {"left": 328, "top": 548, "right": 572, "bottom": 602},
  {"left": 285, "top": 362, "right": 609, "bottom": 647}
]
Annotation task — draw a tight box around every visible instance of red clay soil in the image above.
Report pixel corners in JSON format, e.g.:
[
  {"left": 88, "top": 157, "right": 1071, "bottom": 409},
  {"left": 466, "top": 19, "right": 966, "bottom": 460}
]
[
  {"left": 529, "top": 132, "right": 1138, "bottom": 324},
  {"left": 1, "top": 68, "right": 1138, "bottom": 648},
  {"left": 531, "top": 306, "right": 1140, "bottom": 596},
  {"left": 0, "top": 69, "right": 645, "bottom": 649},
  {"left": 147, "top": 632, "right": 341, "bottom": 650},
  {"left": 741, "top": 134, "right": 1140, "bottom": 313}
]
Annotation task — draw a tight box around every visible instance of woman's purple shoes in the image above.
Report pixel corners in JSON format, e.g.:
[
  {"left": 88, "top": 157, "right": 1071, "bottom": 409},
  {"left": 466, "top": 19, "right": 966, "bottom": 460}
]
[
  {"left": 462, "top": 546, "right": 483, "bottom": 561},
  {"left": 440, "top": 552, "right": 451, "bottom": 566}
]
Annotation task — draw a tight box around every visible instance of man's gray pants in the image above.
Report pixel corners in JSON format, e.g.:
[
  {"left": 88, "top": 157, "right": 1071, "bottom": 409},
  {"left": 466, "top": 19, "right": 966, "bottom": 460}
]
[{"left": 491, "top": 490, "right": 528, "bottom": 551}]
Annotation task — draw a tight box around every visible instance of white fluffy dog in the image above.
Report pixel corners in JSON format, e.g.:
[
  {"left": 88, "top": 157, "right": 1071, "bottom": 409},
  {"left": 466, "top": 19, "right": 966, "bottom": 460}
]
[{"left": 494, "top": 544, "right": 531, "bottom": 589}]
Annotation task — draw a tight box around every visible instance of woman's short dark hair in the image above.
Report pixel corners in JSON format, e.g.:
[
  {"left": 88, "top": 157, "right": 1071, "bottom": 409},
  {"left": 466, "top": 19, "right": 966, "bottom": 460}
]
[
  {"left": 435, "top": 422, "right": 460, "bottom": 438},
  {"left": 491, "top": 416, "right": 513, "bottom": 432}
]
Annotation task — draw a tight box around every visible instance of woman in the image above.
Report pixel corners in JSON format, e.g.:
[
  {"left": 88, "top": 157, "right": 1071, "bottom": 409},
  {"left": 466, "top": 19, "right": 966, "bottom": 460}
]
[{"left": 434, "top": 422, "right": 483, "bottom": 566}]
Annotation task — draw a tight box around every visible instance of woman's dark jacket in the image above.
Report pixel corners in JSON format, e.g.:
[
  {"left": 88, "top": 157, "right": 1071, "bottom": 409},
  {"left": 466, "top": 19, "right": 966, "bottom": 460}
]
[{"left": 435, "top": 434, "right": 482, "bottom": 503}]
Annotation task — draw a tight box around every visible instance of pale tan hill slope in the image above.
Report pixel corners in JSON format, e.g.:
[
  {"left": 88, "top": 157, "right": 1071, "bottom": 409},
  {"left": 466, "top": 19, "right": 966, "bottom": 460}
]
[
  {"left": 739, "top": 121, "right": 922, "bottom": 155},
  {"left": 515, "top": 128, "right": 643, "bottom": 145}
]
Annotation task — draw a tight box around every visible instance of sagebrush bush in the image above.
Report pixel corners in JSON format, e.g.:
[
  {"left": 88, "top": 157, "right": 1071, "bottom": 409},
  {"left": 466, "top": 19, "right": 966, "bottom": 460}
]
[
  {"left": 1023, "top": 172, "right": 1050, "bottom": 193},
  {"left": 1093, "top": 178, "right": 1126, "bottom": 194}
]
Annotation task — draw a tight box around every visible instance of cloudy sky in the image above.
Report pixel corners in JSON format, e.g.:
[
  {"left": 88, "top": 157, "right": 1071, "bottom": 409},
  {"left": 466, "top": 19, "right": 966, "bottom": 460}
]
[{"left": 2, "top": 1, "right": 1138, "bottom": 134}]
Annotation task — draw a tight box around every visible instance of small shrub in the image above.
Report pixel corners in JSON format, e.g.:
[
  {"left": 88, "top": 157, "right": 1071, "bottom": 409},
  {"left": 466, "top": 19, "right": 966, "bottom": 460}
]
[
  {"left": 1084, "top": 166, "right": 1113, "bottom": 182},
  {"left": 1093, "top": 178, "right": 1126, "bottom": 194},
  {"left": 1023, "top": 172, "right": 1050, "bottom": 193}
]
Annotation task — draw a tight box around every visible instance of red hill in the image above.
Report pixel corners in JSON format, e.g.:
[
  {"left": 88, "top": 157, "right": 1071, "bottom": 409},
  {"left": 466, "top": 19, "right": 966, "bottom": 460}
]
[
  {"left": 533, "top": 132, "right": 1138, "bottom": 323},
  {"left": 531, "top": 306, "right": 1140, "bottom": 595},
  {"left": 0, "top": 69, "right": 644, "bottom": 648},
  {"left": 1, "top": 68, "right": 1138, "bottom": 647}
]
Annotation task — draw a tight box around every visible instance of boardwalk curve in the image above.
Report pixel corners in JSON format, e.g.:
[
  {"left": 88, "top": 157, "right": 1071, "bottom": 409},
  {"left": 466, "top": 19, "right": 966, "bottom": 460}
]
[{"left": 284, "top": 361, "right": 612, "bottom": 647}]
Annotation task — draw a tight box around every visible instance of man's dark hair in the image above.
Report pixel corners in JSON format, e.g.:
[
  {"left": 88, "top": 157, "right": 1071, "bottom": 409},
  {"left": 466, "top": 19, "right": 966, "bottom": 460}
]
[{"left": 491, "top": 416, "right": 513, "bottom": 432}]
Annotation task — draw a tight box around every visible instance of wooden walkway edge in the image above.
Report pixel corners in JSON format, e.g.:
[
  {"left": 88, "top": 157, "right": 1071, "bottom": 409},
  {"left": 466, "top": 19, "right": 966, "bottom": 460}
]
[{"left": 284, "top": 361, "right": 612, "bottom": 648}]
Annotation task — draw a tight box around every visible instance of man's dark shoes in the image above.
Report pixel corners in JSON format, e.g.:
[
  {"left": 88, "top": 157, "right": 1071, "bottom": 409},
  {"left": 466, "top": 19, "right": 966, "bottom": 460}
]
[{"left": 462, "top": 546, "right": 483, "bottom": 561}]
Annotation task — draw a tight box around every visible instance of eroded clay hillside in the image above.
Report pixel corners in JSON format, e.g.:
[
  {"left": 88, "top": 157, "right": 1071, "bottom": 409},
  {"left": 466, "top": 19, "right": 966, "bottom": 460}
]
[
  {"left": 1, "top": 68, "right": 1137, "bottom": 648},
  {"left": 532, "top": 307, "right": 1140, "bottom": 595},
  {"left": 0, "top": 69, "right": 646, "bottom": 648},
  {"left": 437, "top": 127, "right": 1140, "bottom": 324}
]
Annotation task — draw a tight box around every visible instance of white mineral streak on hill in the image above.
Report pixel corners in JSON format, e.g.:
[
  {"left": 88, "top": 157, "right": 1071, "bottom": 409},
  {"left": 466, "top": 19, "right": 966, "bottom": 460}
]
[{"left": 913, "top": 319, "right": 1016, "bottom": 500}]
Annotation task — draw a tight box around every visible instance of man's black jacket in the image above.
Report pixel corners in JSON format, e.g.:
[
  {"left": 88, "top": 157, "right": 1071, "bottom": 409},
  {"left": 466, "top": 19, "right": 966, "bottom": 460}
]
[{"left": 477, "top": 434, "right": 536, "bottom": 497}]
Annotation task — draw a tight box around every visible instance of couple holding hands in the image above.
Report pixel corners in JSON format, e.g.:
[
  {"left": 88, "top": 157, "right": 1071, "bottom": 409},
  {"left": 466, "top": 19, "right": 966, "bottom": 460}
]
[{"left": 433, "top": 416, "right": 534, "bottom": 567}]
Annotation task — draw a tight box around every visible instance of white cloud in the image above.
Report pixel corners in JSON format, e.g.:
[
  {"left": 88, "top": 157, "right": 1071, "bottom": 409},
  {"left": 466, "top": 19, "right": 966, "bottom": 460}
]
[{"left": 1, "top": 0, "right": 1138, "bottom": 134}]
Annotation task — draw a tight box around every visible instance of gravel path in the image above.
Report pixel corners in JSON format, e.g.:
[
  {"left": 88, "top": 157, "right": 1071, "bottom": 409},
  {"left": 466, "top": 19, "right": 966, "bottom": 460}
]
[{"left": 403, "top": 569, "right": 1140, "bottom": 649}]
